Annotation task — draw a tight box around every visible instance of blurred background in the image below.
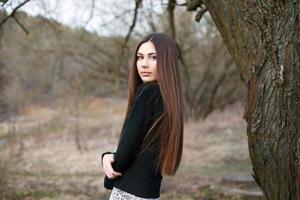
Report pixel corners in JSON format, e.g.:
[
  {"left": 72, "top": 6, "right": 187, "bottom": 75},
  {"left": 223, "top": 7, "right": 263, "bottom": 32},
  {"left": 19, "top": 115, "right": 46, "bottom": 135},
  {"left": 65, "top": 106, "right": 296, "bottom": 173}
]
[{"left": 0, "top": 0, "right": 262, "bottom": 199}]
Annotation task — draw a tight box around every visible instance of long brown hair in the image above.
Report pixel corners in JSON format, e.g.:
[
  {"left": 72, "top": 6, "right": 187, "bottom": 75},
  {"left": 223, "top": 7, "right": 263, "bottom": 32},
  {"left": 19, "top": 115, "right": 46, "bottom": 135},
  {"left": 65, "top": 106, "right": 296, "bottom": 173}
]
[{"left": 119, "top": 33, "right": 183, "bottom": 176}]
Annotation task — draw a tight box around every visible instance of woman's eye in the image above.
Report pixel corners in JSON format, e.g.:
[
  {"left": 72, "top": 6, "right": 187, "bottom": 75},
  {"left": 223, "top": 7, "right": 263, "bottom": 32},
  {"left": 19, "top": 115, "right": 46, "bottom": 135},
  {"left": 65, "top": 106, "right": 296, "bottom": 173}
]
[
  {"left": 137, "top": 56, "right": 143, "bottom": 60},
  {"left": 151, "top": 56, "right": 156, "bottom": 60}
]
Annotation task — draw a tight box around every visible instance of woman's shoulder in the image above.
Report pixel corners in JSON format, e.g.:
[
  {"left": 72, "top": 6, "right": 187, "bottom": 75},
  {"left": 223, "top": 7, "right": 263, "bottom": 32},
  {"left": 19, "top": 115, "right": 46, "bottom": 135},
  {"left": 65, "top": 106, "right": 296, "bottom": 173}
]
[
  {"left": 134, "top": 82, "right": 164, "bottom": 116},
  {"left": 136, "top": 81, "right": 160, "bottom": 99}
]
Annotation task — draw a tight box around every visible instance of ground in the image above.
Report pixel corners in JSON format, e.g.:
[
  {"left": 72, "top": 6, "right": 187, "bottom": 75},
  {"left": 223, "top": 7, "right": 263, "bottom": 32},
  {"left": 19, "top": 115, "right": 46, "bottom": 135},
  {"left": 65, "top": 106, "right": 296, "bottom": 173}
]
[{"left": 0, "top": 97, "right": 257, "bottom": 200}]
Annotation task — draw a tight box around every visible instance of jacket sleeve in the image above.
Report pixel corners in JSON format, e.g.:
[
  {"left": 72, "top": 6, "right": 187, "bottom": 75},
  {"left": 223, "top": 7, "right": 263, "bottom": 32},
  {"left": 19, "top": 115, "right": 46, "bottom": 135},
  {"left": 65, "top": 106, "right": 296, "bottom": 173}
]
[
  {"left": 104, "top": 84, "right": 160, "bottom": 189},
  {"left": 113, "top": 85, "right": 159, "bottom": 172}
]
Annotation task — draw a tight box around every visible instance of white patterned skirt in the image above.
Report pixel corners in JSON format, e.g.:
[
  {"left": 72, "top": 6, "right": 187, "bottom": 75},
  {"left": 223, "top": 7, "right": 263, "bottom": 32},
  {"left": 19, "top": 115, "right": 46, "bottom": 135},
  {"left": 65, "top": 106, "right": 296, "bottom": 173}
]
[{"left": 109, "top": 187, "right": 160, "bottom": 200}]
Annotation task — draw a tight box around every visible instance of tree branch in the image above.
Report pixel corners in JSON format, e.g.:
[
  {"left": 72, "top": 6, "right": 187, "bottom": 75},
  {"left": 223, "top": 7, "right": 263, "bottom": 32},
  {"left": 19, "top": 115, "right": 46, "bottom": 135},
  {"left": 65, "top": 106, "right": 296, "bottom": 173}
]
[
  {"left": 12, "top": 15, "right": 28, "bottom": 34},
  {"left": 195, "top": 5, "right": 208, "bottom": 22},
  {"left": 168, "top": 0, "right": 176, "bottom": 39},
  {"left": 1, "top": 0, "right": 9, "bottom": 6},
  {"left": 161, "top": 2, "right": 187, "bottom": 7},
  {"left": 113, "top": 0, "right": 142, "bottom": 87},
  {"left": 122, "top": 0, "right": 142, "bottom": 50},
  {"left": 0, "top": 0, "right": 31, "bottom": 33},
  {"left": 83, "top": 0, "right": 95, "bottom": 28}
]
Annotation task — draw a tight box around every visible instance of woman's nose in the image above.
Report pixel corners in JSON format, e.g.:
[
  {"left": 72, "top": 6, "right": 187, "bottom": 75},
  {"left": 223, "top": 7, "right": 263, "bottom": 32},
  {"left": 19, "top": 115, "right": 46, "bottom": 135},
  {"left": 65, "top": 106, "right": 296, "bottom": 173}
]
[{"left": 141, "top": 58, "right": 149, "bottom": 68}]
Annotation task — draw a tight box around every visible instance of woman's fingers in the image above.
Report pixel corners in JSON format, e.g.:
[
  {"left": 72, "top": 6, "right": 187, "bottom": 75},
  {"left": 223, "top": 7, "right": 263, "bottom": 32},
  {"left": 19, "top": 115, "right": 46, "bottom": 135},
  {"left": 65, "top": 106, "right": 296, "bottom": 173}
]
[
  {"left": 107, "top": 169, "right": 121, "bottom": 179},
  {"left": 105, "top": 166, "right": 122, "bottom": 179},
  {"left": 102, "top": 154, "right": 122, "bottom": 179},
  {"left": 106, "top": 163, "right": 122, "bottom": 178}
]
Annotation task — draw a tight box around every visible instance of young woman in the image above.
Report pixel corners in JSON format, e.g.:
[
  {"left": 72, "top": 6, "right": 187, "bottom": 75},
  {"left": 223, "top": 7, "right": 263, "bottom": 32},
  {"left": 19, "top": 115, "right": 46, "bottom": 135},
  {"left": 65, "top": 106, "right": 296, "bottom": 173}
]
[{"left": 101, "top": 33, "right": 184, "bottom": 199}]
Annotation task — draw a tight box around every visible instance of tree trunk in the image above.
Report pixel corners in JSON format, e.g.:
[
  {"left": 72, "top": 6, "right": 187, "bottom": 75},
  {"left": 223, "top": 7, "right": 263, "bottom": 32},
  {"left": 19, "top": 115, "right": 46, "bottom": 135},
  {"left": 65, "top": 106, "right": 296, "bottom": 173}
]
[{"left": 203, "top": 1, "right": 300, "bottom": 199}]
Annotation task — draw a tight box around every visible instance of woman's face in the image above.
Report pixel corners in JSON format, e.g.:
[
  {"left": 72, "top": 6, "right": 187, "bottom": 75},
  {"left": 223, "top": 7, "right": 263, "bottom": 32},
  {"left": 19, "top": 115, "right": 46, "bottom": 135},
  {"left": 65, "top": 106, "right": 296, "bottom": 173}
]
[{"left": 136, "top": 41, "right": 157, "bottom": 83}]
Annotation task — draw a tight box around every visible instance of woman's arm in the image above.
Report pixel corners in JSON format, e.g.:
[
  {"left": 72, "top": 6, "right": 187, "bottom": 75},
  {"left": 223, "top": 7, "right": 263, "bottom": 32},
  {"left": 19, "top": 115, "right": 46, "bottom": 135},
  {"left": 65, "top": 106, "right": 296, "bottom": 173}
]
[
  {"left": 113, "top": 84, "right": 159, "bottom": 172},
  {"left": 103, "top": 84, "right": 161, "bottom": 189}
]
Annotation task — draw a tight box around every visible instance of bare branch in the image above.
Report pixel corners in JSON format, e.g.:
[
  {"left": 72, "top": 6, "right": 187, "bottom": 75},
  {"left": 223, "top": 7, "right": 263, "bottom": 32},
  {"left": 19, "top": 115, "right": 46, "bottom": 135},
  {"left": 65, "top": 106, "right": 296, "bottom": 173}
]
[
  {"left": 29, "top": 47, "right": 114, "bottom": 80},
  {"left": 195, "top": 5, "right": 208, "bottom": 22},
  {"left": 0, "top": 0, "right": 31, "bottom": 33},
  {"left": 113, "top": 0, "right": 142, "bottom": 87},
  {"left": 97, "top": 9, "right": 132, "bottom": 28},
  {"left": 168, "top": 0, "right": 176, "bottom": 39},
  {"left": 161, "top": 2, "right": 187, "bottom": 7},
  {"left": 123, "top": 0, "right": 142, "bottom": 48},
  {"left": 146, "top": 12, "right": 157, "bottom": 33},
  {"left": 1, "top": 0, "right": 9, "bottom": 6},
  {"left": 12, "top": 15, "right": 28, "bottom": 34},
  {"left": 83, "top": 0, "right": 95, "bottom": 28},
  {"left": 186, "top": 0, "right": 203, "bottom": 11},
  {"left": 38, "top": 0, "right": 61, "bottom": 15}
]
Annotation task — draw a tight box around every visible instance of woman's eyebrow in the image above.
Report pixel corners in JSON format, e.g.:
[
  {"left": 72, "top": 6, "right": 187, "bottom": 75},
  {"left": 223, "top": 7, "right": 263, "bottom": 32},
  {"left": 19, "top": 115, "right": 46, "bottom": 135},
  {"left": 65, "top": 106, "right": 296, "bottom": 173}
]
[{"left": 137, "top": 52, "right": 156, "bottom": 55}]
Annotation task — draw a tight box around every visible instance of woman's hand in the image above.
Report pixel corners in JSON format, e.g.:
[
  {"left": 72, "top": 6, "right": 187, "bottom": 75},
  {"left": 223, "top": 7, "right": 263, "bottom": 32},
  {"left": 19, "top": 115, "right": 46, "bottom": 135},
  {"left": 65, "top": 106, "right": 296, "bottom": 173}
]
[{"left": 102, "top": 154, "right": 122, "bottom": 179}]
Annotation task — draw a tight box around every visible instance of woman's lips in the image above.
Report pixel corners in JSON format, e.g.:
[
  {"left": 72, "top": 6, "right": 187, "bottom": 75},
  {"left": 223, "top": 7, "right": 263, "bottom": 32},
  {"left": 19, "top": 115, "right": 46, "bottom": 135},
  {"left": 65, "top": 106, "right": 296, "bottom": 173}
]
[{"left": 141, "top": 72, "right": 151, "bottom": 76}]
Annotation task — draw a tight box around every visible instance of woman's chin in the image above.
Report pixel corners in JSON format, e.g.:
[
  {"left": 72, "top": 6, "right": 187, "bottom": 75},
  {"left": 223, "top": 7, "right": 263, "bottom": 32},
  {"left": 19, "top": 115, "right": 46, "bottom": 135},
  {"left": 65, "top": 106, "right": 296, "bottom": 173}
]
[{"left": 141, "top": 77, "right": 156, "bottom": 83}]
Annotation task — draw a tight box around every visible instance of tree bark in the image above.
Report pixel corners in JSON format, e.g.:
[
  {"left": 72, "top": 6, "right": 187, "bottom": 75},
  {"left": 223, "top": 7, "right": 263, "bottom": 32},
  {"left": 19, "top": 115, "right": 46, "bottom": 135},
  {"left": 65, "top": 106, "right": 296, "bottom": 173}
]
[{"left": 203, "top": 0, "right": 300, "bottom": 199}]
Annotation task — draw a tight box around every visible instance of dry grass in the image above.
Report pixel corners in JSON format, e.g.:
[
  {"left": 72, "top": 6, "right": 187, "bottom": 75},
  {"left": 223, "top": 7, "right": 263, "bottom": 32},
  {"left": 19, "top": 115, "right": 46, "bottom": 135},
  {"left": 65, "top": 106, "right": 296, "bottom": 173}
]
[{"left": 0, "top": 98, "right": 251, "bottom": 200}]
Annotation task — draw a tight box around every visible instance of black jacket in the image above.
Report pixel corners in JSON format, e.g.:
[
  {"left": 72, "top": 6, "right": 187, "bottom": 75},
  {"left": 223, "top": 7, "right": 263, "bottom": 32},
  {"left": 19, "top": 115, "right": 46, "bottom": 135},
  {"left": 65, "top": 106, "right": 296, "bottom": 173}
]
[{"left": 102, "top": 81, "right": 164, "bottom": 198}]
